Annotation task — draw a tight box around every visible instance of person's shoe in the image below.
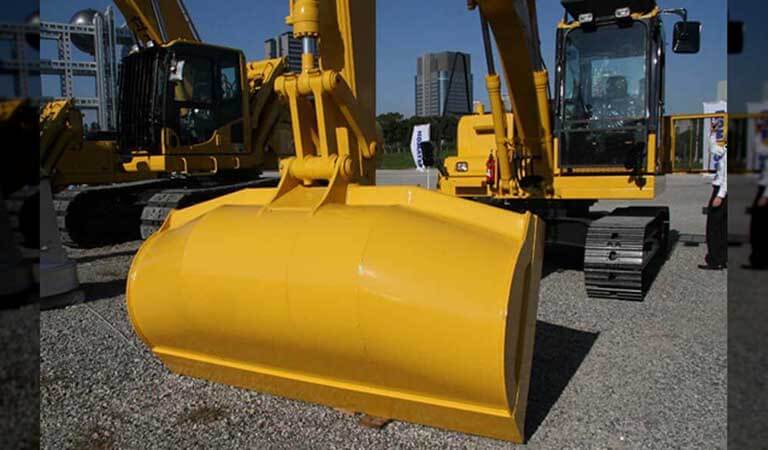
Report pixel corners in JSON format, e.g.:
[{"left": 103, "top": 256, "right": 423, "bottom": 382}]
[
  {"left": 698, "top": 263, "right": 726, "bottom": 270},
  {"left": 741, "top": 263, "right": 768, "bottom": 270}
]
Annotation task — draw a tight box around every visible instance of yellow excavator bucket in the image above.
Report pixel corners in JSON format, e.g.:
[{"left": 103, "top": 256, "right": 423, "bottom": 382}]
[
  {"left": 126, "top": 0, "right": 545, "bottom": 442},
  {"left": 127, "top": 184, "right": 543, "bottom": 442}
]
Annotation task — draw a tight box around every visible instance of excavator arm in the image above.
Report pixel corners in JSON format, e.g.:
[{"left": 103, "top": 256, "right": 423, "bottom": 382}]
[
  {"left": 113, "top": 0, "right": 200, "bottom": 46},
  {"left": 467, "top": 0, "right": 555, "bottom": 194},
  {"left": 474, "top": 0, "right": 549, "bottom": 143},
  {"left": 246, "top": 58, "right": 295, "bottom": 165}
]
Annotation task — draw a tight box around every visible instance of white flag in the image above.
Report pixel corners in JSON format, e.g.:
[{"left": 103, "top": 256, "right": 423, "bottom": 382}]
[
  {"left": 410, "top": 124, "right": 431, "bottom": 172},
  {"left": 702, "top": 101, "right": 727, "bottom": 171}
]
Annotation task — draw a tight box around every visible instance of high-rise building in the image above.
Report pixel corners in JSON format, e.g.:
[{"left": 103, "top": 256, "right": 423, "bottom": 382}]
[
  {"left": 264, "top": 32, "right": 302, "bottom": 73},
  {"left": 415, "top": 51, "right": 473, "bottom": 117}
]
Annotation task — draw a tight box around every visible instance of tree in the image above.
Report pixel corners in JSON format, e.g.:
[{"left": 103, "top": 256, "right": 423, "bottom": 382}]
[{"left": 376, "top": 112, "right": 407, "bottom": 153}]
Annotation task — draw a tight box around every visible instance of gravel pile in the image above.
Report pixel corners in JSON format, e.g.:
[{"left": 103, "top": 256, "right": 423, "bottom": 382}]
[{"left": 40, "top": 176, "right": 727, "bottom": 449}]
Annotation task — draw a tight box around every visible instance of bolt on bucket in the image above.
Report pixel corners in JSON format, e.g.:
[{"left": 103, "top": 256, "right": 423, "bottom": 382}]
[{"left": 126, "top": 184, "right": 544, "bottom": 442}]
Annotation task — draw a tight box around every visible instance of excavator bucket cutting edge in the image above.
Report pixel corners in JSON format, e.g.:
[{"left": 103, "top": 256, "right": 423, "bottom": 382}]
[{"left": 126, "top": 184, "right": 544, "bottom": 442}]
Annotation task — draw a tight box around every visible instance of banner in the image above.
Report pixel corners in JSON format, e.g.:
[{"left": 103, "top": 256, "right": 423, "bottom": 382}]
[
  {"left": 410, "top": 124, "right": 431, "bottom": 172},
  {"left": 702, "top": 101, "right": 727, "bottom": 171}
]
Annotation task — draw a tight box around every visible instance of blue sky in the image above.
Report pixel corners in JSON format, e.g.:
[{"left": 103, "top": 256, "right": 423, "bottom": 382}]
[{"left": 37, "top": 0, "right": 726, "bottom": 116}]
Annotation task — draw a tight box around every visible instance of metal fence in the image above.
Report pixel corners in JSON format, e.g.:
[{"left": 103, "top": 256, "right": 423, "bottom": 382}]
[{"left": 666, "top": 113, "right": 727, "bottom": 173}]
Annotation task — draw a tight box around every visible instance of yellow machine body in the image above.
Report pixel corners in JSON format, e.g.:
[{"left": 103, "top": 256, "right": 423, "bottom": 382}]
[
  {"left": 127, "top": 0, "right": 544, "bottom": 442},
  {"left": 442, "top": 111, "right": 664, "bottom": 200},
  {"left": 53, "top": 139, "right": 155, "bottom": 187},
  {"left": 39, "top": 100, "right": 152, "bottom": 189},
  {"left": 44, "top": 52, "right": 290, "bottom": 185},
  {"left": 128, "top": 185, "right": 543, "bottom": 442}
]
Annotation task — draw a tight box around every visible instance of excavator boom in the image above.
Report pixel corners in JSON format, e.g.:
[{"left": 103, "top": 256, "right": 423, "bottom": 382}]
[
  {"left": 114, "top": 0, "right": 200, "bottom": 46},
  {"left": 477, "top": 0, "right": 549, "bottom": 147}
]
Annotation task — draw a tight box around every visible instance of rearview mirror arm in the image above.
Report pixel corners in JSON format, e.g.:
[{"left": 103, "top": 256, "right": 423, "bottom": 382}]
[{"left": 660, "top": 8, "right": 688, "bottom": 23}]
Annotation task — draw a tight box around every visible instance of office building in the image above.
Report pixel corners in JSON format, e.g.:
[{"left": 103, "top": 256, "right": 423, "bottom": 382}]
[
  {"left": 415, "top": 51, "right": 473, "bottom": 117},
  {"left": 264, "top": 32, "right": 302, "bottom": 73}
]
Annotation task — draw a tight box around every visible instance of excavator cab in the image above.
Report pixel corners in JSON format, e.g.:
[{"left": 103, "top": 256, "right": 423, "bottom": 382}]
[
  {"left": 118, "top": 41, "right": 251, "bottom": 161},
  {"left": 440, "top": 0, "right": 700, "bottom": 202},
  {"left": 554, "top": 0, "right": 700, "bottom": 174}
]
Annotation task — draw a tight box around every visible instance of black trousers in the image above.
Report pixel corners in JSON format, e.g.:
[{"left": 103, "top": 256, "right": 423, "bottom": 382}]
[
  {"left": 750, "top": 185, "right": 768, "bottom": 267},
  {"left": 705, "top": 185, "right": 728, "bottom": 267}
]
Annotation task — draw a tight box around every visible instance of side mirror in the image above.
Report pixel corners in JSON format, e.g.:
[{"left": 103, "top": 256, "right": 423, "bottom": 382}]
[
  {"left": 673, "top": 21, "right": 701, "bottom": 54},
  {"left": 419, "top": 141, "right": 435, "bottom": 167}
]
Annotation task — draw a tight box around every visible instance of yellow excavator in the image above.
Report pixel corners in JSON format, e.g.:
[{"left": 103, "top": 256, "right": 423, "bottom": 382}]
[
  {"left": 439, "top": 0, "right": 700, "bottom": 300},
  {"left": 1, "top": 98, "right": 83, "bottom": 309},
  {"left": 125, "top": 0, "right": 699, "bottom": 443},
  {"left": 48, "top": 1, "right": 292, "bottom": 247}
]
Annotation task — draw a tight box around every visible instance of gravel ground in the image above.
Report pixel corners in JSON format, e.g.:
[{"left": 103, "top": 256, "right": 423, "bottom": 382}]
[
  {"left": 40, "top": 175, "right": 728, "bottom": 449},
  {"left": 1, "top": 302, "right": 40, "bottom": 449}
]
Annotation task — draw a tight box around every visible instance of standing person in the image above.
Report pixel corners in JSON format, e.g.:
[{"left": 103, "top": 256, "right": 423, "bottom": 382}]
[
  {"left": 699, "top": 118, "right": 728, "bottom": 270},
  {"left": 744, "top": 116, "right": 768, "bottom": 269}
]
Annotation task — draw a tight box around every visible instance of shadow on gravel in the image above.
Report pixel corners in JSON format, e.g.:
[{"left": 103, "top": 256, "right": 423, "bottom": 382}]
[
  {"left": 73, "top": 250, "right": 137, "bottom": 264},
  {"left": 81, "top": 279, "right": 127, "bottom": 303},
  {"left": 541, "top": 244, "right": 584, "bottom": 278},
  {"left": 668, "top": 229, "right": 681, "bottom": 254},
  {"left": 525, "top": 321, "right": 599, "bottom": 441},
  {"left": 676, "top": 229, "right": 705, "bottom": 247},
  {"left": 0, "top": 290, "right": 37, "bottom": 310}
]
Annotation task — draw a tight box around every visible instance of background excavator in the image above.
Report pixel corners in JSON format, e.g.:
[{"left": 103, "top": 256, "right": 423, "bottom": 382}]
[
  {"left": 42, "top": 1, "right": 293, "bottom": 247},
  {"left": 124, "top": 0, "right": 700, "bottom": 443},
  {"left": 438, "top": 0, "right": 701, "bottom": 300},
  {"left": 1, "top": 98, "right": 83, "bottom": 310}
]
